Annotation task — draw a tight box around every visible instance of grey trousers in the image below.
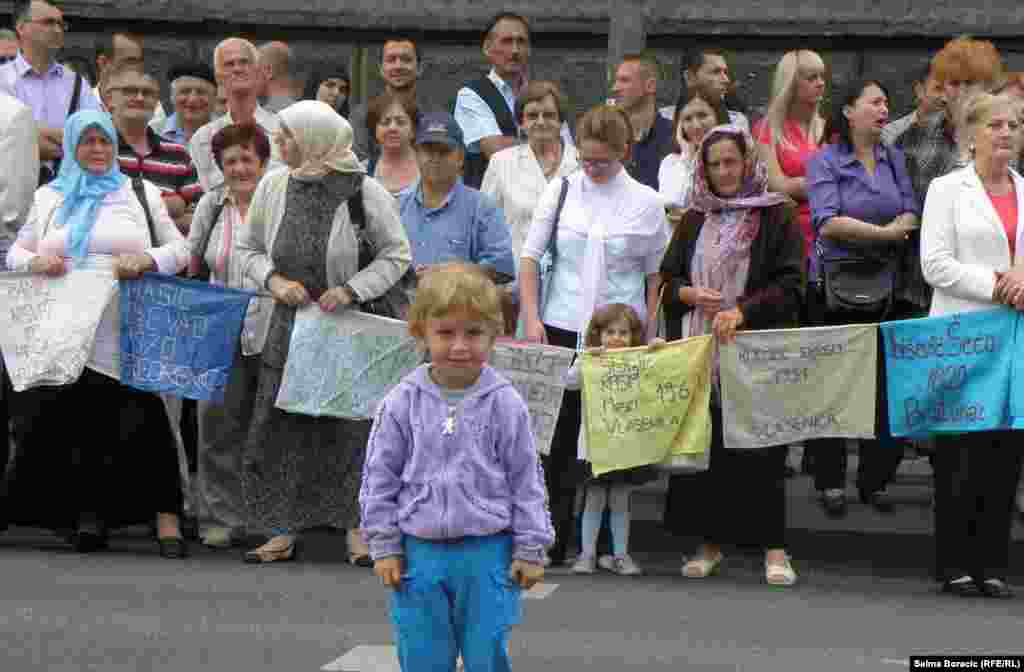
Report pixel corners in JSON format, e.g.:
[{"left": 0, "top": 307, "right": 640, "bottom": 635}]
[{"left": 197, "top": 352, "right": 262, "bottom": 534}]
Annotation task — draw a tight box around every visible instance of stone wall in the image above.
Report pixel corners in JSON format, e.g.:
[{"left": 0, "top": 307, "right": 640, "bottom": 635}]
[{"left": 4, "top": 1, "right": 1024, "bottom": 125}]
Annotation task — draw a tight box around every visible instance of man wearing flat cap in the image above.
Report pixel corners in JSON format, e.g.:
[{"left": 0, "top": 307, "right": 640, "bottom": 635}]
[
  {"left": 397, "top": 110, "right": 515, "bottom": 284},
  {"left": 153, "top": 62, "right": 217, "bottom": 146}
]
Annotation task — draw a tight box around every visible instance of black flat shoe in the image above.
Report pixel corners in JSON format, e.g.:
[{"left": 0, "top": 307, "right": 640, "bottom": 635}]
[
  {"left": 71, "top": 531, "right": 109, "bottom": 553},
  {"left": 978, "top": 578, "right": 1014, "bottom": 599},
  {"left": 157, "top": 537, "right": 189, "bottom": 559},
  {"left": 941, "top": 576, "right": 980, "bottom": 597},
  {"left": 860, "top": 488, "right": 895, "bottom": 514}
]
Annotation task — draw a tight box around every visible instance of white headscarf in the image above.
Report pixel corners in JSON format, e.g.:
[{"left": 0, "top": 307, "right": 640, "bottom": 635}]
[{"left": 278, "top": 100, "right": 365, "bottom": 179}]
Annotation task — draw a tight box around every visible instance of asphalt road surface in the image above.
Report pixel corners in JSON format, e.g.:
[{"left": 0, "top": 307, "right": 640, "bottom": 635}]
[{"left": 1, "top": 523, "right": 1021, "bottom": 672}]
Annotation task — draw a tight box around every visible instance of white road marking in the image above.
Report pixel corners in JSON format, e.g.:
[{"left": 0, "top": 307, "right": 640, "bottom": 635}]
[
  {"left": 881, "top": 659, "right": 909, "bottom": 666},
  {"left": 322, "top": 646, "right": 398, "bottom": 672},
  {"left": 523, "top": 582, "right": 559, "bottom": 599},
  {"left": 321, "top": 646, "right": 468, "bottom": 671}
]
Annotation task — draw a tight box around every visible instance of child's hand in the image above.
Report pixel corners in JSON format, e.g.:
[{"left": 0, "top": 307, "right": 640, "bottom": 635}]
[
  {"left": 585, "top": 346, "right": 606, "bottom": 357},
  {"left": 374, "top": 556, "right": 404, "bottom": 589},
  {"left": 647, "top": 337, "right": 666, "bottom": 351},
  {"left": 509, "top": 559, "right": 544, "bottom": 590}
]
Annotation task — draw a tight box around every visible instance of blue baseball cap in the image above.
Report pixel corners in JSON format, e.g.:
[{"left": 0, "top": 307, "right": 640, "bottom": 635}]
[{"left": 415, "top": 111, "right": 464, "bottom": 150}]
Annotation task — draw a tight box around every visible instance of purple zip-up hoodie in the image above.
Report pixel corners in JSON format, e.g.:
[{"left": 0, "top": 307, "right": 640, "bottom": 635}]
[{"left": 360, "top": 364, "right": 554, "bottom": 564}]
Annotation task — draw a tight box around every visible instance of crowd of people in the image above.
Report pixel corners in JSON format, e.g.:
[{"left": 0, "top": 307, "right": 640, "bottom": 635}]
[{"left": 1, "top": 3, "right": 1024, "bottom": 653}]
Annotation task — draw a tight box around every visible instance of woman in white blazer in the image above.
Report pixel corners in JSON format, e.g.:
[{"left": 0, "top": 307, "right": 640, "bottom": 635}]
[{"left": 920, "top": 92, "right": 1024, "bottom": 599}]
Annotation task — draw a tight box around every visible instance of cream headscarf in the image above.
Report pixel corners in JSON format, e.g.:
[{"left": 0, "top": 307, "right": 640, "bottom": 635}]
[{"left": 278, "top": 100, "right": 365, "bottom": 179}]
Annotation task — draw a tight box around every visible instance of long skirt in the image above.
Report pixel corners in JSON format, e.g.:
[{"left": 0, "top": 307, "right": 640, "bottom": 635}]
[
  {"left": 242, "top": 361, "right": 369, "bottom": 534},
  {"left": 3, "top": 367, "right": 183, "bottom": 532},
  {"left": 196, "top": 351, "right": 261, "bottom": 534},
  {"left": 664, "top": 404, "right": 788, "bottom": 551}
]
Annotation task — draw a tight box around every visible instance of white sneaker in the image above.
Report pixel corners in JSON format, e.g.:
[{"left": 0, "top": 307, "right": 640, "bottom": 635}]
[
  {"left": 598, "top": 554, "right": 643, "bottom": 576},
  {"left": 571, "top": 554, "right": 596, "bottom": 574}
]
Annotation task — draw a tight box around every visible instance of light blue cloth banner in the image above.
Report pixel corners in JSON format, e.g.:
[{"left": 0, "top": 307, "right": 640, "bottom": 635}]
[
  {"left": 120, "top": 273, "right": 254, "bottom": 403},
  {"left": 881, "top": 308, "right": 1016, "bottom": 437},
  {"left": 275, "top": 307, "right": 422, "bottom": 420}
]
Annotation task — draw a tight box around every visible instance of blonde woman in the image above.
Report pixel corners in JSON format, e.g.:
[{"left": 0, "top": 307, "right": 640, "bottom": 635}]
[
  {"left": 755, "top": 50, "right": 827, "bottom": 264},
  {"left": 921, "top": 92, "right": 1024, "bottom": 599}
]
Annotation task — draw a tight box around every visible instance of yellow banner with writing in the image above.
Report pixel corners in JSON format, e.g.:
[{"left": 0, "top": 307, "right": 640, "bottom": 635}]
[{"left": 580, "top": 335, "right": 713, "bottom": 476}]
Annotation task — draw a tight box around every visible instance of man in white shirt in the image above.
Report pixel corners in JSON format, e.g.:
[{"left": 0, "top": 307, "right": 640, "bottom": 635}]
[
  {"left": 0, "top": 92, "right": 38, "bottom": 266},
  {"left": 660, "top": 47, "right": 750, "bottom": 133},
  {"left": 453, "top": 13, "right": 531, "bottom": 189},
  {"left": 0, "top": 91, "right": 38, "bottom": 517},
  {"left": 189, "top": 37, "right": 282, "bottom": 191}
]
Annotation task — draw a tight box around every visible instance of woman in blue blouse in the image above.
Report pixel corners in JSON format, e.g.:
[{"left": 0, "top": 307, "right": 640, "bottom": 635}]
[{"left": 806, "top": 78, "right": 921, "bottom": 518}]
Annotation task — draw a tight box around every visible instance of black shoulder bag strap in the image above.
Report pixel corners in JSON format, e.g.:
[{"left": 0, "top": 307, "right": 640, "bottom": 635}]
[
  {"left": 462, "top": 76, "right": 518, "bottom": 189},
  {"left": 470, "top": 77, "right": 517, "bottom": 137},
  {"left": 131, "top": 177, "right": 156, "bottom": 246},
  {"left": 68, "top": 72, "right": 83, "bottom": 117},
  {"left": 41, "top": 73, "right": 84, "bottom": 185},
  {"left": 193, "top": 197, "right": 226, "bottom": 280}
]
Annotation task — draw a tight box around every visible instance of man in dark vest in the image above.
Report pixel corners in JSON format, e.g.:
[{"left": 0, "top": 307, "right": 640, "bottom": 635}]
[{"left": 453, "top": 12, "right": 530, "bottom": 189}]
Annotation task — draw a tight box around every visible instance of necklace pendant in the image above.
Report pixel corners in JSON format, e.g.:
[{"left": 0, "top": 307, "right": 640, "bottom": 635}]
[{"left": 442, "top": 406, "right": 457, "bottom": 436}]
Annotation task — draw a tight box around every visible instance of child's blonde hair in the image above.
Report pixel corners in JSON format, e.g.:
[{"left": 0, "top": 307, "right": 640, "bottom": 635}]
[
  {"left": 408, "top": 263, "right": 505, "bottom": 339},
  {"left": 583, "top": 303, "right": 645, "bottom": 348}
]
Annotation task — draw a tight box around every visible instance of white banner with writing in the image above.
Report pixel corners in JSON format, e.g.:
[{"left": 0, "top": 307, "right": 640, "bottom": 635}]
[
  {"left": 0, "top": 266, "right": 118, "bottom": 391},
  {"left": 719, "top": 324, "right": 878, "bottom": 449},
  {"left": 489, "top": 340, "right": 575, "bottom": 456}
]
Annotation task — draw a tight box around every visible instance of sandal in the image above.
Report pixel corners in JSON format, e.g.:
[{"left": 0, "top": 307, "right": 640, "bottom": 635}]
[
  {"left": 681, "top": 552, "right": 723, "bottom": 578},
  {"left": 244, "top": 536, "right": 300, "bottom": 564},
  {"left": 347, "top": 529, "right": 372, "bottom": 567},
  {"left": 765, "top": 554, "right": 797, "bottom": 586},
  {"left": 157, "top": 536, "right": 189, "bottom": 559}
]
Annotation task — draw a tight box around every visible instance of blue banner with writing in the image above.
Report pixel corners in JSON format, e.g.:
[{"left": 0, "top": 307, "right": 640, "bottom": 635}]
[
  {"left": 120, "top": 274, "right": 255, "bottom": 402},
  {"left": 880, "top": 309, "right": 1016, "bottom": 437}
]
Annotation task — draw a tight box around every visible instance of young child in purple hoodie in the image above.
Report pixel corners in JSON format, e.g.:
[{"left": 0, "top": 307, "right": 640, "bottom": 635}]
[{"left": 360, "top": 263, "right": 554, "bottom": 672}]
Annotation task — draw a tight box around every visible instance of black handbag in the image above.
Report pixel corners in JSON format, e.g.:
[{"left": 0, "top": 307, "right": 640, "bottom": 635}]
[
  {"left": 348, "top": 183, "right": 416, "bottom": 320},
  {"left": 819, "top": 256, "right": 897, "bottom": 315}
]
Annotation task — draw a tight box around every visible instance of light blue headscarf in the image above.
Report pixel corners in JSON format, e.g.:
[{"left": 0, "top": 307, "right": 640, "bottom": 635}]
[{"left": 50, "top": 110, "right": 127, "bottom": 260}]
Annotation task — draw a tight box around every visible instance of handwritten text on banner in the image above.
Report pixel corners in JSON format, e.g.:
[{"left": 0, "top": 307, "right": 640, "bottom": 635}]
[
  {"left": 0, "top": 265, "right": 117, "bottom": 391},
  {"left": 581, "top": 336, "right": 713, "bottom": 476},
  {"left": 276, "top": 308, "right": 422, "bottom": 420},
  {"left": 720, "top": 324, "right": 878, "bottom": 449},
  {"left": 120, "top": 274, "right": 254, "bottom": 403},
  {"left": 881, "top": 309, "right": 1015, "bottom": 437},
  {"left": 489, "top": 340, "right": 575, "bottom": 456}
]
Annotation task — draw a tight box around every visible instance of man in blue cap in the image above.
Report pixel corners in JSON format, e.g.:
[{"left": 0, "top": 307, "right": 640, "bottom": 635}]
[{"left": 398, "top": 110, "right": 515, "bottom": 285}]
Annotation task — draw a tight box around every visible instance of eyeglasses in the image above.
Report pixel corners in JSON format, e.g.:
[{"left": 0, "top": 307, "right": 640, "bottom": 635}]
[
  {"left": 111, "top": 86, "right": 160, "bottom": 100},
  {"left": 580, "top": 158, "right": 614, "bottom": 171},
  {"left": 27, "top": 17, "right": 69, "bottom": 31}
]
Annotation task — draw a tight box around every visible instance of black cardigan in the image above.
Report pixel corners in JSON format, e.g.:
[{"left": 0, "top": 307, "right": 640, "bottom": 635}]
[{"left": 659, "top": 203, "right": 804, "bottom": 341}]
